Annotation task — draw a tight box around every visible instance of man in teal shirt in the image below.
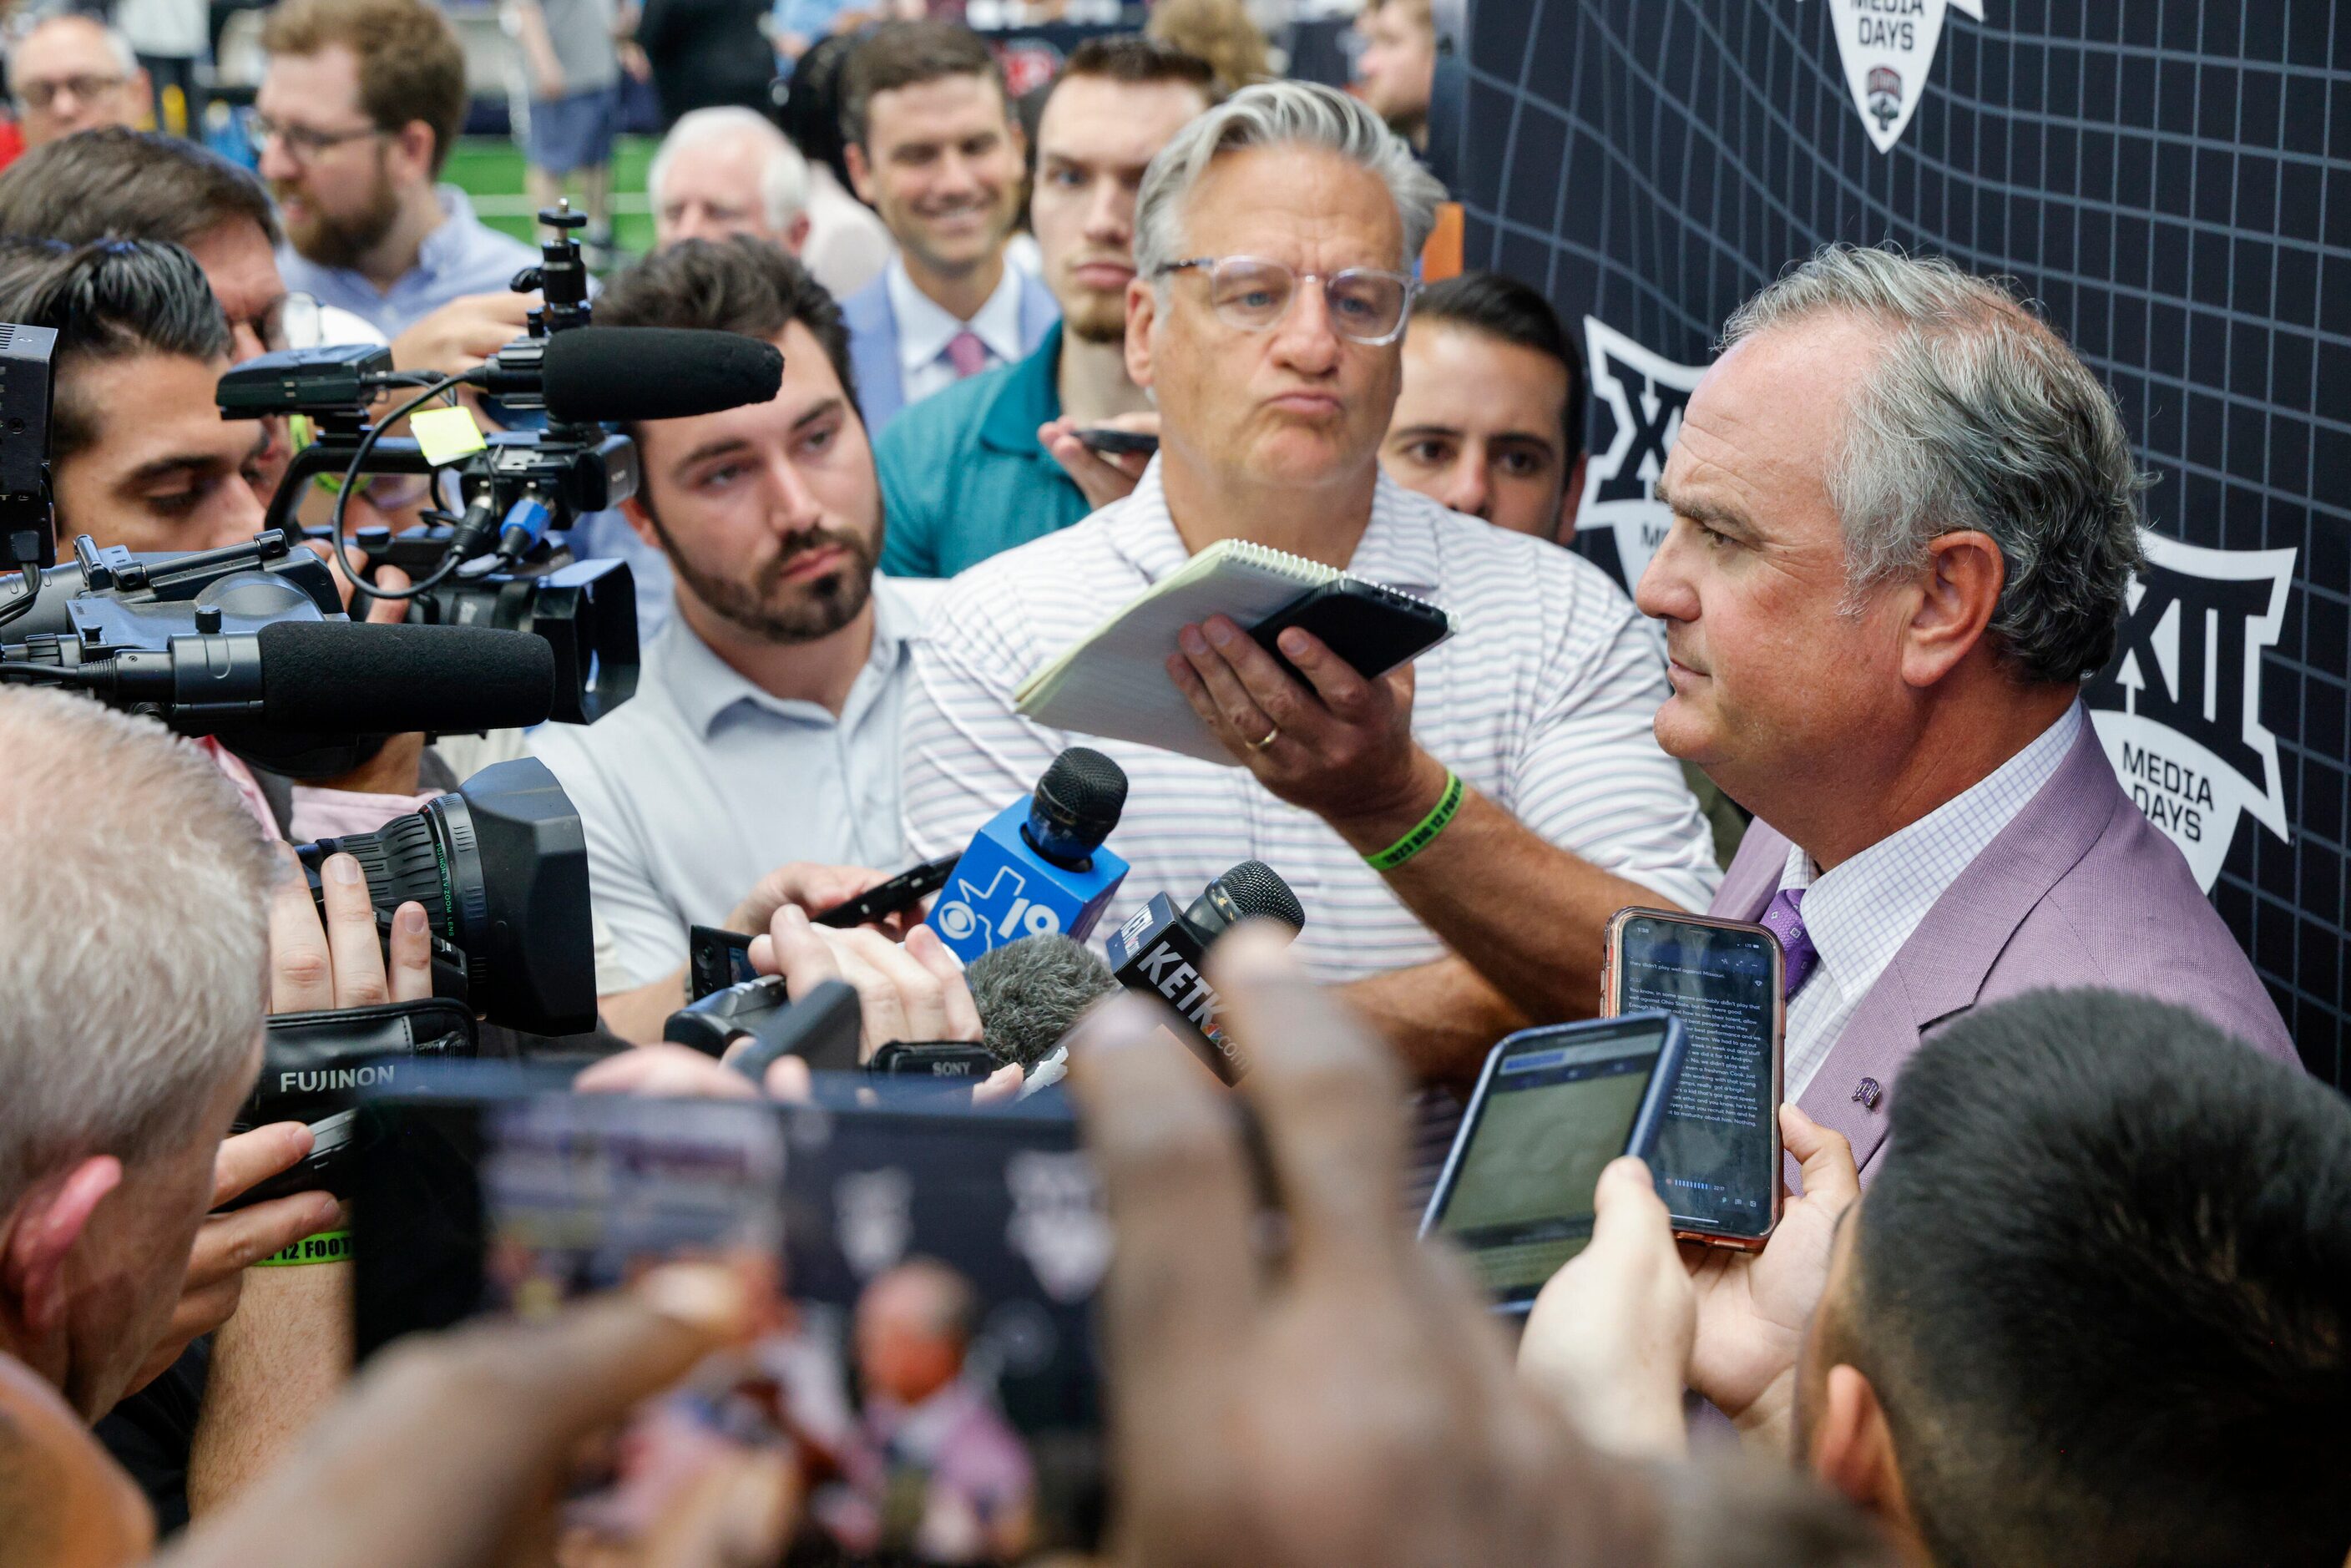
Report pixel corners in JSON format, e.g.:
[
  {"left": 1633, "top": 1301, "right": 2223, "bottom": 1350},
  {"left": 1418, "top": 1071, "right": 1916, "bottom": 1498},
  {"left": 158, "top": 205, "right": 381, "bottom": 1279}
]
[{"left": 877, "top": 38, "right": 1216, "bottom": 579}]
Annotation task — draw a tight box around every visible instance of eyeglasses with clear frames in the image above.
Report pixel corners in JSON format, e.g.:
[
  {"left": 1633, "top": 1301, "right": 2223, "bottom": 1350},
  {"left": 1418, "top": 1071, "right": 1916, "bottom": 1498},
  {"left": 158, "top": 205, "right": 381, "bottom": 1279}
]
[
  {"left": 14, "top": 73, "right": 126, "bottom": 110},
  {"left": 1155, "top": 255, "right": 1420, "bottom": 346},
  {"left": 246, "top": 113, "right": 383, "bottom": 161}
]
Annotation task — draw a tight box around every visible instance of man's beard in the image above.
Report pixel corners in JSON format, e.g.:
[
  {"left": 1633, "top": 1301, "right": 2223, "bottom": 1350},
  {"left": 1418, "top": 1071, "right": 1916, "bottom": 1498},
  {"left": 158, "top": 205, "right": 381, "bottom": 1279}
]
[
  {"left": 275, "top": 154, "right": 402, "bottom": 271},
  {"left": 650, "top": 506, "right": 880, "bottom": 645},
  {"left": 1062, "top": 288, "right": 1127, "bottom": 346}
]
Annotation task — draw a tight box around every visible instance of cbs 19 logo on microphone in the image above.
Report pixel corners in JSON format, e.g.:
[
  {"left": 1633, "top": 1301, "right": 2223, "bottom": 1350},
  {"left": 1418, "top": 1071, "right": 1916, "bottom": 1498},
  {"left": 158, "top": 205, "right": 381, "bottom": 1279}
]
[{"left": 933, "top": 863, "right": 1064, "bottom": 948}]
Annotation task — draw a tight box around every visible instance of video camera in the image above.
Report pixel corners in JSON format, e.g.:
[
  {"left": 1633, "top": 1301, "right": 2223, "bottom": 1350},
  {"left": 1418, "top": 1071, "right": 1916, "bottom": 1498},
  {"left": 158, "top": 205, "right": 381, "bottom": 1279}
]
[
  {"left": 217, "top": 206, "right": 636, "bottom": 725},
  {"left": 296, "top": 756, "right": 595, "bottom": 1036},
  {"left": 0, "top": 259, "right": 565, "bottom": 772},
  {"left": 0, "top": 526, "right": 559, "bottom": 775},
  {"left": 216, "top": 204, "right": 782, "bottom": 726},
  {"left": 224, "top": 756, "right": 598, "bottom": 1208}
]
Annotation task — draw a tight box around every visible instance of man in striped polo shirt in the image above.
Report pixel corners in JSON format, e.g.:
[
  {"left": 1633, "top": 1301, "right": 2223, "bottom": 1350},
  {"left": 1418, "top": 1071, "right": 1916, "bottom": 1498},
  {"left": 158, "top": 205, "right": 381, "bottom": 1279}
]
[{"left": 902, "top": 82, "right": 1720, "bottom": 1089}]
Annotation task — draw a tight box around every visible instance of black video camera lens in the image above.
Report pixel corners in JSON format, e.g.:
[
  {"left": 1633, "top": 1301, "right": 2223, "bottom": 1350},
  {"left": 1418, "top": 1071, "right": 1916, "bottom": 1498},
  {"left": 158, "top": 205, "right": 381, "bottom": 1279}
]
[{"left": 297, "top": 756, "right": 594, "bottom": 1035}]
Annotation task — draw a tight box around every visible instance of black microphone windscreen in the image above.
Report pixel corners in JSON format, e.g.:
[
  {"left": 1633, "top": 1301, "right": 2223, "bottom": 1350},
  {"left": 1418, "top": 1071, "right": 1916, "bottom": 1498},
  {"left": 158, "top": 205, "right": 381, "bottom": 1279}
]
[
  {"left": 256, "top": 621, "right": 555, "bottom": 734},
  {"left": 541, "top": 327, "right": 784, "bottom": 423},
  {"left": 1038, "top": 746, "right": 1128, "bottom": 839},
  {"left": 967, "top": 933, "right": 1116, "bottom": 1070},
  {"left": 1215, "top": 859, "right": 1305, "bottom": 933}
]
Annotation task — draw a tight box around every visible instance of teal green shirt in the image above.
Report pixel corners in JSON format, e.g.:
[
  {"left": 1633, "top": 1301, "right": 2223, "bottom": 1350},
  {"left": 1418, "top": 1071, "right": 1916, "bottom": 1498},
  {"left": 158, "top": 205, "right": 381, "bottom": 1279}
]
[{"left": 876, "top": 323, "right": 1094, "bottom": 579}]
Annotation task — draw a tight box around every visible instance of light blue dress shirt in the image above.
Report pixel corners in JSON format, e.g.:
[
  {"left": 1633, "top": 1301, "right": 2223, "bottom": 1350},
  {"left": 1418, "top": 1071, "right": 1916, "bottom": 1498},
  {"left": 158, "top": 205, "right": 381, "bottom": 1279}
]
[
  {"left": 276, "top": 185, "right": 541, "bottom": 342},
  {"left": 528, "top": 574, "right": 941, "bottom": 991}
]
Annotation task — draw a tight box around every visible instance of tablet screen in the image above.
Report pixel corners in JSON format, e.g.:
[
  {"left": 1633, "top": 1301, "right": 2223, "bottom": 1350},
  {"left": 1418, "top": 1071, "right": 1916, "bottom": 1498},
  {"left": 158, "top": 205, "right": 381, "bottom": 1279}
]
[{"left": 1428, "top": 1016, "right": 1676, "bottom": 1303}]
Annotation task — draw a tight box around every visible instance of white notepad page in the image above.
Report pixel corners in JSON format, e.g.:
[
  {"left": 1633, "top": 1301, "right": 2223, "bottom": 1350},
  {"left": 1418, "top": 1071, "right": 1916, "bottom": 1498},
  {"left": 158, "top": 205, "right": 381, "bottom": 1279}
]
[{"left": 1013, "top": 539, "right": 1350, "bottom": 765}]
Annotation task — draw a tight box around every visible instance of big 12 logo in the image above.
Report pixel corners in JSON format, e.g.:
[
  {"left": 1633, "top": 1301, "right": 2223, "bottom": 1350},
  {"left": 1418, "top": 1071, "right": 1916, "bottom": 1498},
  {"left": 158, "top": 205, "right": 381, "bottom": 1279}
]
[
  {"left": 2083, "top": 531, "right": 2297, "bottom": 892},
  {"left": 1576, "top": 317, "right": 1706, "bottom": 598}
]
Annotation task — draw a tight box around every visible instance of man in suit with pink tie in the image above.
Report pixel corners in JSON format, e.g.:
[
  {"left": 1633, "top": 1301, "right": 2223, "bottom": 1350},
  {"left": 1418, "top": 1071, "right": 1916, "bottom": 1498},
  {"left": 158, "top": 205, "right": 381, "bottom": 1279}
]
[{"left": 1636, "top": 243, "right": 2296, "bottom": 1181}]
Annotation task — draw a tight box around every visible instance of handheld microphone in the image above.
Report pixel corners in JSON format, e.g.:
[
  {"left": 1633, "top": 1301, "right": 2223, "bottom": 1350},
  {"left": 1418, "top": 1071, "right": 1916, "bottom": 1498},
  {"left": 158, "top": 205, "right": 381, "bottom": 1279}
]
[
  {"left": 52, "top": 620, "right": 557, "bottom": 735},
  {"left": 1104, "top": 859, "right": 1305, "bottom": 1084},
  {"left": 465, "top": 327, "right": 786, "bottom": 423},
  {"left": 926, "top": 747, "right": 1132, "bottom": 964},
  {"left": 965, "top": 934, "right": 1118, "bottom": 1070}
]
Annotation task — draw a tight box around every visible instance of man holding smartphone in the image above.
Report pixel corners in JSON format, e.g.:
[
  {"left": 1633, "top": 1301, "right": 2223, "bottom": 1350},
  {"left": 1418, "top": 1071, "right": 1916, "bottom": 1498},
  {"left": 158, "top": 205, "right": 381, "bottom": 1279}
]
[
  {"left": 904, "top": 83, "right": 1722, "bottom": 1128},
  {"left": 525, "top": 239, "right": 942, "bottom": 1042},
  {"left": 1516, "top": 989, "right": 2349, "bottom": 1567},
  {"left": 1633, "top": 245, "right": 2293, "bottom": 1177},
  {"left": 874, "top": 39, "right": 1219, "bottom": 579}
]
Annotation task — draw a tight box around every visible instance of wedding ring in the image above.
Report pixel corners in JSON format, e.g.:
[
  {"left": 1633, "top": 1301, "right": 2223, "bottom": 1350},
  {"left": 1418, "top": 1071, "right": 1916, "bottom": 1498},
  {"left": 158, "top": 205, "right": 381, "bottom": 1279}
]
[{"left": 1247, "top": 726, "right": 1280, "bottom": 751}]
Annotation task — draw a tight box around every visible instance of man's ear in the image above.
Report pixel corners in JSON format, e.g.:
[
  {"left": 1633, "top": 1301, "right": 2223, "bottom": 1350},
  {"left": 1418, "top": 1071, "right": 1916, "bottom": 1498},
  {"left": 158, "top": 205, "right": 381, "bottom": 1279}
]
[
  {"left": 1124, "top": 278, "right": 1158, "bottom": 390},
  {"left": 1898, "top": 529, "right": 2005, "bottom": 690},
  {"left": 2, "top": 1157, "right": 124, "bottom": 1337},
  {"left": 393, "top": 122, "right": 440, "bottom": 188},
  {"left": 1555, "top": 452, "right": 1588, "bottom": 546},
  {"left": 619, "top": 493, "right": 662, "bottom": 553},
  {"left": 785, "top": 210, "right": 813, "bottom": 255},
  {"left": 1807, "top": 1363, "right": 1914, "bottom": 1530},
  {"left": 844, "top": 141, "right": 874, "bottom": 207}
]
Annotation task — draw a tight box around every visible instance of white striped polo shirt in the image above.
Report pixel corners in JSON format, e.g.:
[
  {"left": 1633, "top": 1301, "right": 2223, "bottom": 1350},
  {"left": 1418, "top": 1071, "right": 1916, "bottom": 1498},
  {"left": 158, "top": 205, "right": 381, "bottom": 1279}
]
[{"left": 900, "top": 462, "right": 1722, "bottom": 1003}]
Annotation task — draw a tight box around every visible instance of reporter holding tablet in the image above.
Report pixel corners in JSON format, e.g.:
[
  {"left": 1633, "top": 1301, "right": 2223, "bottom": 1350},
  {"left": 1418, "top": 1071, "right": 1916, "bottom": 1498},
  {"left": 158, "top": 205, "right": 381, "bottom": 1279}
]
[{"left": 902, "top": 83, "right": 1721, "bottom": 1120}]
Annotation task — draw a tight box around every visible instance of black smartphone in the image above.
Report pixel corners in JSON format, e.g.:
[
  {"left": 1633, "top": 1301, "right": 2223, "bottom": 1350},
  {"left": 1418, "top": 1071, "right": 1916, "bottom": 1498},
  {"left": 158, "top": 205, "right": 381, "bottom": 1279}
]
[
  {"left": 812, "top": 855, "right": 958, "bottom": 929},
  {"left": 1601, "top": 909, "right": 1786, "bottom": 1250},
  {"left": 1250, "top": 579, "right": 1454, "bottom": 685},
  {"left": 687, "top": 923, "right": 758, "bottom": 1002},
  {"left": 1420, "top": 1014, "right": 1688, "bottom": 1311},
  {"left": 348, "top": 1066, "right": 1107, "bottom": 1560},
  {"left": 1074, "top": 426, "right": 1159, "bottom": 457}
]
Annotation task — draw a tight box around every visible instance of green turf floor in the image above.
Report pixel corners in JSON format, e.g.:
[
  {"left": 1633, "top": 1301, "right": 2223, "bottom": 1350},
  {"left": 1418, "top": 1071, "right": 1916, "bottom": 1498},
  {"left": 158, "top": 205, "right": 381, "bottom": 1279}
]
[{"left": 441, "top": 134, "right": 662, "bottom": 266}]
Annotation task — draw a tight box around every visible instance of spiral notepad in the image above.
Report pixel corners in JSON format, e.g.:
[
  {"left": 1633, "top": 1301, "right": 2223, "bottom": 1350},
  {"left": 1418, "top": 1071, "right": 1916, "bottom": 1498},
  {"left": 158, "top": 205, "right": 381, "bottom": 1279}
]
[{"left": 1014, "top": 539, "right": 1451, "bottom": 765}]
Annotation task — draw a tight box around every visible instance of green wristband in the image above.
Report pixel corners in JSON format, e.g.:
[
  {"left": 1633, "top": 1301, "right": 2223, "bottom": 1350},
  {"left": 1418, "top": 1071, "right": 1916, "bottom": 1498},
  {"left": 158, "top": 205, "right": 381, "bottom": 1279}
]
[
  {"left": 255, "top": 1228, "right": 352, "bottom": 1268},
  {"left": 1364, "top": 770, "right": 1464, "bottom": 872}
]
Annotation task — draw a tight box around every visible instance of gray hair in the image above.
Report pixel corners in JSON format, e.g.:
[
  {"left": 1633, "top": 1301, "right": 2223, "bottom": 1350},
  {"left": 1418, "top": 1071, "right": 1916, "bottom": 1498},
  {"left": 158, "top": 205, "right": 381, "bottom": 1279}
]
[
  {"left": 0, "top": 690, "right": 276, "bottom": 1213},
  {"left": 1135, "top": 79, "right": 1446, "bottom": 285},
  {"left": 1723, "top": 244, "right": 2146, "bottom": 685},
  {"left": 649, "top": 107, "right": 811, "bottom": 235},
  {"left": 12, "top": 11, "right": 139, "bottom": 81}
]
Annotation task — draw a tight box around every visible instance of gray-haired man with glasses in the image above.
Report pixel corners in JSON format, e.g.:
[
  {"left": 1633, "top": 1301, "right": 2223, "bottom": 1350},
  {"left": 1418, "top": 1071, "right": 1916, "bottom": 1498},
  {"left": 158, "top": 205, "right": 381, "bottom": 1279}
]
[
  {"left": 8, "top": 13, "right": 149, "bottom": 150},
  {"left": 904, "top": 83, "right": 1716, "bottom": 1137}
]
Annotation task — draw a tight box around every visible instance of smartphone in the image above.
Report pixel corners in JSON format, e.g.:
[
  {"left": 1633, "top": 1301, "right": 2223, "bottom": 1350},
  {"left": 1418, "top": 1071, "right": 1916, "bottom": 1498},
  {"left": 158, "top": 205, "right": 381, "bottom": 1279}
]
[
  {"left": 1249, "top": 579, "right": 1454, "bottom": 685},
  {"left": 811, "top": 854, "right": 958, "bottom": 929},
  {"left": 1601, "top": 908, "right": 1786, "bottom": 1251},
  {"left": 1074, "top": 426, "right": 1159, "bottom": 457},
  {"left": 1419, "top": 1014, "right": 1687, "bottom": 1312},
  {"left": 350, "top": 1064, "right": 1108, "bottom": 1560}
]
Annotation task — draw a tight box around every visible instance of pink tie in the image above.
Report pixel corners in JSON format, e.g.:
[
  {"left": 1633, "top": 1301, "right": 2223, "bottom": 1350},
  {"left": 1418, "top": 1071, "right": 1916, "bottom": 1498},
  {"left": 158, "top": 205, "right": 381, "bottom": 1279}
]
[{"left": 946, "top": 330, "right": 988, "bottom": 379}]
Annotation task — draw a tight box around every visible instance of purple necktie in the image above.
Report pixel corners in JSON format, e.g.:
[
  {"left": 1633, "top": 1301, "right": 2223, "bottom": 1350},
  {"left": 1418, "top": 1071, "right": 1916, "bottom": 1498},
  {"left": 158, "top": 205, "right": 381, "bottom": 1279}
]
[
  {"left": 1760, "top": 886, "right": 1821, "bottom": 1000},
  {"left": 946, "top": 330, "right": 988, "bottom": 379}
]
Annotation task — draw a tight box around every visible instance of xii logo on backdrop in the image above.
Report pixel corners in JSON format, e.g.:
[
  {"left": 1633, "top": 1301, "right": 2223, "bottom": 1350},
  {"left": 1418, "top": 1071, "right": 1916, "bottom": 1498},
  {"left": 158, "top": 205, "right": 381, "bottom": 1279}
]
[
  {"left": 1799, "top": 0, "right": 1985, "bottom": 153},
  {"left": 1576, "top": 315, "right": 2296, "bottom": 892},
  {"left": 1576, "top": 318, "right": 1702, "bottom": 594},
  {"left": 2084, "top": 534, "right": 2297, "bottom": 893}
]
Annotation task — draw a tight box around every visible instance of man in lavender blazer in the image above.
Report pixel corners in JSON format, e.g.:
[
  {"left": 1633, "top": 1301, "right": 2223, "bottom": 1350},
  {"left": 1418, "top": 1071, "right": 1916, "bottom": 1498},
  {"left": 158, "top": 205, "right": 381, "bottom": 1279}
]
[
  {"left": 1635, "top": 245, "right": 2296, "bottom": 1183},
  {"left": 1709, "top": 721, "right": 2296, "bottom": 1180}
]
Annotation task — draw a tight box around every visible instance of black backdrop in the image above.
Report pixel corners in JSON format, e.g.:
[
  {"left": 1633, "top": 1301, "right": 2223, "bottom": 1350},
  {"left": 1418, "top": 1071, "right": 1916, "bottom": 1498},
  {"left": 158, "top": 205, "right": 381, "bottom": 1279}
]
[{"left": 1454, "top": 1, "right": 2350, "bottom": 1084}]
